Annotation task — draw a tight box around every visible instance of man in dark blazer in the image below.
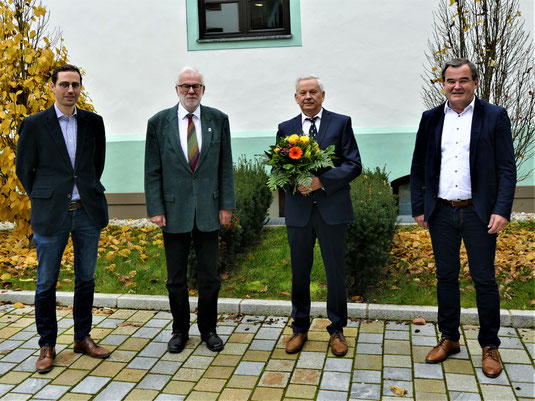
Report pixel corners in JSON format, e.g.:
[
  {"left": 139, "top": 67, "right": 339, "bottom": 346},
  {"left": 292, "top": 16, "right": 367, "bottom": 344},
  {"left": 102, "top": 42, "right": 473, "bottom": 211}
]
[
  {"left": 144, "top": 66, "right": 235, "bottom": 354},
  {"left": 16, "top": 64, "right": 111, "bottom": 373},
  {"left": 410, "top": 58, "right": 516, "bottom": 378},
  {"left": 278, "top": 75, "right": 361, "bottom": 357}
]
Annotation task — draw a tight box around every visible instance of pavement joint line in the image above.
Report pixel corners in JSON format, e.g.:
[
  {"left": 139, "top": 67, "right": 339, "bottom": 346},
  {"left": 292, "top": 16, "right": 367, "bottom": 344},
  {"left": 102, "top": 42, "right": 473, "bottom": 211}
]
[{"left": 1, "top": 290, "right": 533, "bottom": 328}]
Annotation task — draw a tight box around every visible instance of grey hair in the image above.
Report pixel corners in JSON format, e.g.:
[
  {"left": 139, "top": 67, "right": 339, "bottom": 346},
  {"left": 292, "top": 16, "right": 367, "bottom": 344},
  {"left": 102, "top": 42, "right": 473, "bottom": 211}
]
[
  {"left": 295, "top": 74, "right": 324, "bottom": 92},
  {"left": 441, "top": 58, "right": 479, "bottom": 81},
  {"left": 177, "top": 66, "right": 205, "bottom": 85}
]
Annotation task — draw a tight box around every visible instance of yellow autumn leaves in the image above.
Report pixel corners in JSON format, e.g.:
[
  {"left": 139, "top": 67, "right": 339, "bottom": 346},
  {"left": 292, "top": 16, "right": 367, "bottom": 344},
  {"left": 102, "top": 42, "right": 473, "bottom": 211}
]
[
  {"left": 388, "top": 224, "right": 535, "bottom": 299},
  {"left": 0, "top": 0, "right": 96, "bottom": 238},
  {"left": 0, "top": 224, "right": 163, "bottom": 289}
]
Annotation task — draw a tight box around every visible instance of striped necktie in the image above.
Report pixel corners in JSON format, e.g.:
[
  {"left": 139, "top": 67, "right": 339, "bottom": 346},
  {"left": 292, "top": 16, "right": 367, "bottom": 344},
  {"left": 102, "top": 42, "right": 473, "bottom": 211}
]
[
  {"left": 187, "top": 113, "right": 199, "bottom": 170},
  {"left": 306, "top": 116, "right": 318, "bottom": 139}
]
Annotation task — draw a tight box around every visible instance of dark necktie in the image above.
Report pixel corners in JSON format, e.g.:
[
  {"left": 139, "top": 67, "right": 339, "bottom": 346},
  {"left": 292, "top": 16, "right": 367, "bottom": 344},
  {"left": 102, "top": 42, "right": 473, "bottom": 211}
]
[
  {"left": 306, "top": 117, "right": 318, "bottom": 139},
  {"left": 186, "top": 113, "right": 199, "bottom": 170}
]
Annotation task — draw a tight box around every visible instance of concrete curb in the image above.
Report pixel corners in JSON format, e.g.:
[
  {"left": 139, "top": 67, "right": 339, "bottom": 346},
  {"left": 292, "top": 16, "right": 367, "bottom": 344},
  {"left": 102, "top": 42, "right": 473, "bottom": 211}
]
[{"left": 1, "top": 290, "right": 533, "bottom": 328}]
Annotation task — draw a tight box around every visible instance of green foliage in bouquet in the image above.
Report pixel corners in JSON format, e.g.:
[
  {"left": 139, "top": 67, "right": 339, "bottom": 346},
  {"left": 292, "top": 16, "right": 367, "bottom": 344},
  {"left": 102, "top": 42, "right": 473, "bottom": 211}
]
[{"left": 264, "top": 134, "right": 335, "bottom": 193}]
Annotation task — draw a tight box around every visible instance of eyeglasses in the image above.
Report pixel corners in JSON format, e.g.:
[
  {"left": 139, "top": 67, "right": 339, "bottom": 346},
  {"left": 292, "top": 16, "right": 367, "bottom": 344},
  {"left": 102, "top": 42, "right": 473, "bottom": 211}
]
[
  {"left": 57, "top": 82, "right": 81, "bottom": 89},
  {"left": 177, "top": 84, "right": 203, "bottom": 92}
]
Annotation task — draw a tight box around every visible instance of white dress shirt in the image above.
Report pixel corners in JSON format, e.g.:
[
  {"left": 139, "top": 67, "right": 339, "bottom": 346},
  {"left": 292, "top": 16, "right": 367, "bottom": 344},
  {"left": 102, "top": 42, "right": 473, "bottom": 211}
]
[
  {"left": 438, "top": 97, "right": 475, "bottom": 201},
  {"left": 177, "top": 103, "right": 202, "bottom": 161},
  {"left": 301, "top": 108, "right": 323, "bottom": 136},
  {"left": 54, "top": 103, "right": 80, "bottom": 201}
]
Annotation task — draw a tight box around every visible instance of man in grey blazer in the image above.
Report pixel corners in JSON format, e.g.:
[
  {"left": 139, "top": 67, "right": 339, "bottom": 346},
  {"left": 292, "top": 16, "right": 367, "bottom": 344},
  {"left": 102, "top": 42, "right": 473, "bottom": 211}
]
[{"left": 144, "top": 67, "right": 235, "bottom": 353}]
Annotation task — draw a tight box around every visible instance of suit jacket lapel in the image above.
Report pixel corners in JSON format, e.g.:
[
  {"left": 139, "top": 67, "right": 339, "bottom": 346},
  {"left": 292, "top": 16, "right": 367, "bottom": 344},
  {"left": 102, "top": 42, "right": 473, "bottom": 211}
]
[
  {"left": 74, "top": 108, "right": 86, "bottom": 171},
  {"left": 197, "top": 105, "right": 213, "bottom": 170},
  {"left": 470, "top": 98, "right": 484, "bottom": 170},
  {"left": 44, "top": 106, "right": 72, "bottom": 169},
  {"left": 167, "top": 104, "right": 191, "bottom": 172},
  {"left": 433, "top": 105, "right": 445, "bottom": 172},
  {"left": 317, "top": 108, "right": 331, "bottom": 147}
]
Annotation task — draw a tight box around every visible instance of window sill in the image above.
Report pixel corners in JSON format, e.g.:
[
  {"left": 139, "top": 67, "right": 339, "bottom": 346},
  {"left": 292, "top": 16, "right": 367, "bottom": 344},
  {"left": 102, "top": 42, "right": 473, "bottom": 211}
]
[{"left": 197, "top": 34, "right": 293, "bottom": 43}]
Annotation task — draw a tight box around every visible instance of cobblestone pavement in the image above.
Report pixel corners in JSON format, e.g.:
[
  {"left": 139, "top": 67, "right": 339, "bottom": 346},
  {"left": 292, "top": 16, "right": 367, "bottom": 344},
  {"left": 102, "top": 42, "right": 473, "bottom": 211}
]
[{"left": 0, "top": 304, "right": 533, "bottom": 401}]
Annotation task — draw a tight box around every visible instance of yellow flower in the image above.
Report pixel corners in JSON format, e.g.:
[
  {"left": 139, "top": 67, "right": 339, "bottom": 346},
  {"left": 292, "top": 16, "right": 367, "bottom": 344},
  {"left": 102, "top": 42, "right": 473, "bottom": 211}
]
[
  {"left": 299, "top": 136, "right": 310, "bottom": 144},
  {"left": 274, "top": 147, "right": 280, "bottom": 153},
  {"left": 288, "top": 134, "right": 300, "bottom": 144}
]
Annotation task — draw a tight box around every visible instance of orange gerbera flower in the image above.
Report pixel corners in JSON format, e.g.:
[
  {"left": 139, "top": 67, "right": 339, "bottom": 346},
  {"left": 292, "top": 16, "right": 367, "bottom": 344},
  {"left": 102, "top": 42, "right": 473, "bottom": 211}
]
[{"left": 289, "top": 146, "right": 303, "bottom": 160}]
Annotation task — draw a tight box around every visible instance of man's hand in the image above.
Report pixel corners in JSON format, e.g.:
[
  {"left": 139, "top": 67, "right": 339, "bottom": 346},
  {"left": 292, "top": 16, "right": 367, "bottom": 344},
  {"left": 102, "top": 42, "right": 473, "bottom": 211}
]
[
  {"left": 298, "top": 177, "right": 323, "bottom": 195},
  {"left": 150, "top": 214, "right": 166, "bottom": 227},
  {"left": 219, "top": 209, "right": 232, "bottom": 225},
  {"left": 488, "top": 214, "right": 508, "bottom": 234},
  {"left": 414, "top": 214, "right": 428, "bottom": 228}
]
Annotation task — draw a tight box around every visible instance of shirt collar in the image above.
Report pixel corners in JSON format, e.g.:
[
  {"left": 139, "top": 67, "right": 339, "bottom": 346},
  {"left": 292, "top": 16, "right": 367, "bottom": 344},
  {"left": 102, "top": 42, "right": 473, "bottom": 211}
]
[
  {"left": 301, "top": 108, "right": 323, "bottom": 123},
  {"left": 54, "top": 103, "right": 77, "bottom": 119},
  {"left": 444, "top": 97, "right": 475, "bottom": 115},
  {"left": 178, "top": 103, "right": 201, "bottom": 120}
]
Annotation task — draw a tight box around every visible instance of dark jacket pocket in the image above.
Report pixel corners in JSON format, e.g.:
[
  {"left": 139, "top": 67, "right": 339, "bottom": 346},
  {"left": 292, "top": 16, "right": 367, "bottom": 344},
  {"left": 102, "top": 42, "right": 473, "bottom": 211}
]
[
  {"left": 164, "top": 192, "right": 175, "bottom": 202},
  {"left": 30, "top": 189, "right": 53, "bottom": 199}
]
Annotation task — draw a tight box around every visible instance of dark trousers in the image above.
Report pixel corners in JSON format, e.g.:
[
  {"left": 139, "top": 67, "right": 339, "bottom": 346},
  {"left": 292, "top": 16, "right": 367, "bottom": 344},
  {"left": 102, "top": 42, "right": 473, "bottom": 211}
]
[
  {"left": 33, "top": 208, "right": 101, "bottom": 347},
  {"left": 429, "top": 203, "right": 500, "bottom": 348},
  {"left": 162, "top": 226, "right": 220, "bottom": 336},
  {"left": 287, "top": 205, "right": 348, "bottom": 334}
]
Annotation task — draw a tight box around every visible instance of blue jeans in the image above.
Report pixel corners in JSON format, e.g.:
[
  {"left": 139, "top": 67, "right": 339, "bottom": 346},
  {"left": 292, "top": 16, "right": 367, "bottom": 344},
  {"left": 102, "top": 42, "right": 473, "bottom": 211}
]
[
  {"left": 33, "top": 208, "right": 101, "bottom": 347},
  {"left": 428, "top": 202, "right": 500, "bottom": 348}
]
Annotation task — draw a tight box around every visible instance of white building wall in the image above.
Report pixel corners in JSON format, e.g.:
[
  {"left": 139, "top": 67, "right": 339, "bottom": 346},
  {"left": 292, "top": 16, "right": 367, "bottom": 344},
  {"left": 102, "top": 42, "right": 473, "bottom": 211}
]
[{"left": 44, "top": 0, "right": 534, "bottom": 137}]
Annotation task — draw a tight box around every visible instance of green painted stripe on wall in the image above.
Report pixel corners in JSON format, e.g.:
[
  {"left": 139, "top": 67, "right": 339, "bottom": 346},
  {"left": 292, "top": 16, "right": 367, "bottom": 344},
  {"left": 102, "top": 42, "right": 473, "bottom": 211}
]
[{"left": 102, "top": 128, "right": 534, "bottom": 193}]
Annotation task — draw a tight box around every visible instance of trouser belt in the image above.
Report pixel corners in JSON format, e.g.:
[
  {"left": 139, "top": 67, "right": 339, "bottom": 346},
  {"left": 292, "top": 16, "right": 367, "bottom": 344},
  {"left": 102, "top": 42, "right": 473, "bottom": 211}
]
[
  {"left": 68, "top": 200, "right": 83, "bottom": 211},
  {"left": 439, "top": 198, "right": 471, "bottom": 207}
]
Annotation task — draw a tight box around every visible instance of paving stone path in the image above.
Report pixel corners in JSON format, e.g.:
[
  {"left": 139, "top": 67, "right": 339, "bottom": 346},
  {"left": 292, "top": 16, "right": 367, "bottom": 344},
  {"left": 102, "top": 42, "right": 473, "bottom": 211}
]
[{"left": 0, "top": 303, "right": 533, "bottom": 400}]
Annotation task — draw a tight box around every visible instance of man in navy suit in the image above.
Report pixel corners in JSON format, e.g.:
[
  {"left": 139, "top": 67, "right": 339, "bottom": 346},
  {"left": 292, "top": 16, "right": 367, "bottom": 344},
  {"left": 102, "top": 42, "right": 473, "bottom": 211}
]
[
  {"left": 410, "top": 58, "right": 516, "bottom": 378},
  {"left": 278, "top": 75, "right": 361, "bottom": 357},
  {"left": 16, "top": 64, "right": 111, "bottom": 373}
]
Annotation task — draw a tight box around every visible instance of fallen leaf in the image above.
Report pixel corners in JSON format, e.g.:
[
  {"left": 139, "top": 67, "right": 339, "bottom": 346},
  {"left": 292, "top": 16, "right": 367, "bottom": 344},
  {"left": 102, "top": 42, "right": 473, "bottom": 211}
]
[
  {"left": 220, "top": 271, "right": 230, "bottom": 280},
  {"left": 260, "top": 285, "right": 268, "bottom": 293},
  {"left": 351, "top": 295, "right": 364, "bottom": 303},
  {"left": 1, "top": 349, "right": 12, "bottom": 355},
  {"left": 117, "top": 322, "right": 143, "bottom": 327},
  {"left": 0, "top": 273, "right": 12, "bottom": 281},
  {"left": 530, "top": 300, "right": 535, "bottom": 305},
  {"left": 281, "top": 291, "right": 291, "bottom": 297},
  {"left": 62, "top": 279, "right": 72, "bottom": 283},
  {"left": 390, "top": 384, "right": 408, "bottom": 396},
  {"left": 412, "top": 317, "right": 426, "bottom": 325},
  {"left": 189, "top": 289, "right": 197, "bottom": 295},
  {"left": 245, "top": 295, "right": 251, "bottom": 299},
  {"left": 225, "top": 286, "right": 236, "bottom": 291},
  {"left": 12, "top": 302, "right": 24, "bottom": 309}
]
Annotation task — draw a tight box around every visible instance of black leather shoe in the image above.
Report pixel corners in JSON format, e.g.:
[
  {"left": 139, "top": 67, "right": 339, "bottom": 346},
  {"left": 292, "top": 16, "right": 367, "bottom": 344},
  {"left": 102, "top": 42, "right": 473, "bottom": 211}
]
[
  {"left": 168, "top": 332, "right": 188, "bottom": 353},
  {"left": 201, "top": 332, "right": 224, "bottom": 352}
]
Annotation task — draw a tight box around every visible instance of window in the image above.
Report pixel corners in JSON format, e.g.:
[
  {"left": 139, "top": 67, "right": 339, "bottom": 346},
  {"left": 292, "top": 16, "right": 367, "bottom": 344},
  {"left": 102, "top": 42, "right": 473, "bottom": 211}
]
[{"left": 198, "top": 0, "right": 291, "bottom": 41}]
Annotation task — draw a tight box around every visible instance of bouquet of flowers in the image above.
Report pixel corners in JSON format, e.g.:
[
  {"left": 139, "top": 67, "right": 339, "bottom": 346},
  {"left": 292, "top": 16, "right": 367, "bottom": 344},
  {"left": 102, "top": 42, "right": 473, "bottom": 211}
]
[{"left": 263, "top": 134, "right": 336, "bottom": 193}]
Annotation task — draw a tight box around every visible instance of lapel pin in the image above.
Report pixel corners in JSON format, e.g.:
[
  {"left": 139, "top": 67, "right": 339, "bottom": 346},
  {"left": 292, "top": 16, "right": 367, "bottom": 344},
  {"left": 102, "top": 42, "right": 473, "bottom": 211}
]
[{"left": 208, "top": 128, "right": 212, "bottom": 132}]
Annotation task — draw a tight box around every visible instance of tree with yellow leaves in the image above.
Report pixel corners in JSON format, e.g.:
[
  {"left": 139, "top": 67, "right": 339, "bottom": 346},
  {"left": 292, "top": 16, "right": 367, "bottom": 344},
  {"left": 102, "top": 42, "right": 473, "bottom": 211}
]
[
  {"left": 422, "top": 0, "right": 535, "bottom": 181},
  {"left": 0, "top": 0, "right": 96, "bottom": 238}
]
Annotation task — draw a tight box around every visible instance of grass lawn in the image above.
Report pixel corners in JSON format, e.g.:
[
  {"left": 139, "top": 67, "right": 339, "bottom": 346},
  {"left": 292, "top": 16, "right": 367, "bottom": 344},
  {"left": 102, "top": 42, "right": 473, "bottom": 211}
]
[{"left": 1, "top": 222, "right": 533, "bottom": 310}]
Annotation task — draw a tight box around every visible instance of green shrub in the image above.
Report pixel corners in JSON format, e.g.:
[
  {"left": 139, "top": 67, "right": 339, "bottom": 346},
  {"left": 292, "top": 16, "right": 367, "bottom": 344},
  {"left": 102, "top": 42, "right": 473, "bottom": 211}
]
[
  {"left": 345, "top": 167, "right": 398, "bottom": 296},
  {"left": 234, "top": 157, "right": 273, "bottom": 248}
]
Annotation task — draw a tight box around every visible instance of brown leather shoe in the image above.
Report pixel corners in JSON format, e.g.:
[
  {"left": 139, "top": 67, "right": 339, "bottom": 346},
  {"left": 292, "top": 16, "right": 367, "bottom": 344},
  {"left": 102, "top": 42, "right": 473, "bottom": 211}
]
[
  {"left": 285, "top": 332, "right": 307, "bottom": 354},
  {"left": 36, "top": 346, "right": 55, "bottom": 373},
  {"left": 73, "top": 337, "right": 111, "bottom": 359},
  {"left": 482, "top": 346, "right": 502, "bottom": 378},
  {"left": 330, "top": 332, "right": 348, "bottom": 356},
  {"left": 425, "top": 337, "right": 460, "bottom": 363}
]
